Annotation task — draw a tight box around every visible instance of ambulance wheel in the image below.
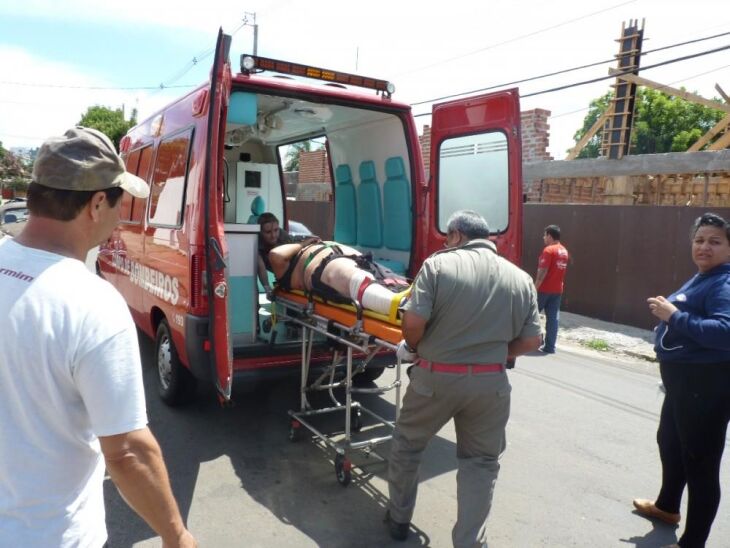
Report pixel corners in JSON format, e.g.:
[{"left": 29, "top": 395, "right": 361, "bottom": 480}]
[
  {"left": 353, "top": 366, "right": 385, "bottom": 385},
  {"left": 156, "top": 319, "right": 197, "bottom": 406},
  {"left": 334, "top": 454, "right": 352, "bottom": 486}
]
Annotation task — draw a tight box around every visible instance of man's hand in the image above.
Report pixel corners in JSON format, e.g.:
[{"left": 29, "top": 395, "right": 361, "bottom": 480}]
[
  {"left": 396, "top": 340, "right": 417, "bottom": 363},
  {"left": 162, "top": 529, "right": 197, "bottom": 548}
]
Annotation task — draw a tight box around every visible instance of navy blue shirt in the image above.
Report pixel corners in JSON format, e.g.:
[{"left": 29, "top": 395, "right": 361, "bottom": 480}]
[{"left": 654, "top": 262, "right": 730, "bottom": 364}]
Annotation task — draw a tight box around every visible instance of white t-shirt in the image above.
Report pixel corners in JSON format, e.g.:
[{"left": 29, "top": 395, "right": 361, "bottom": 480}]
[{"left": 0, "top": 236, "right": 148, "bottom": 548}]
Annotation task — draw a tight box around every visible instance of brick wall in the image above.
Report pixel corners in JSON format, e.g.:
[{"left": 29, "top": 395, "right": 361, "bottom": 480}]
[
  {"left": 418, "top": 109, "right": 552, "bottom": 164},
  {"left": 298, "top": 149, "right": 332, "bottom": 184},
  {"left": 520, "top": 109, "right": 553, "bottom": 162},
  {"left": 419, "top": 124, "right": 431, "bottom": 164}
]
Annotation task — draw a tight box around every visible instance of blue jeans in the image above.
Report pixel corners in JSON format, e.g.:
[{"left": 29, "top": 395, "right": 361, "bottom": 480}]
[{"left": 537, "top": 292, "right": 562, "bottom": 353}]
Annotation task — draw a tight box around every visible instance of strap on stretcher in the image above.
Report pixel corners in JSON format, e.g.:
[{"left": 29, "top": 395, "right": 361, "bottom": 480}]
[{"left": 273, "top": 288, "right": 409, "bottom": 345}]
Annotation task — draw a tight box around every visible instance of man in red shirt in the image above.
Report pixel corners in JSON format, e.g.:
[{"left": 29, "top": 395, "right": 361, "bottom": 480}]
[{"left": 535, "top": 225, "right": 569, "bottom": 354}]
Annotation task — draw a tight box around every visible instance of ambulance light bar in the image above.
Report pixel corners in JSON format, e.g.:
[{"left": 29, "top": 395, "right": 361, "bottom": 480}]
[{"left": 240, "top": 54, "right": 395, "bottom": 97}]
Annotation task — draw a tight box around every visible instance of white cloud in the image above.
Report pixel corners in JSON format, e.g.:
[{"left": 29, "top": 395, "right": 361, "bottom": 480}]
[
  {"left": 0, "top": 46, "right": 187, "bottom": 148},
  {"left": 1, "top": 0, "right": 728, "bottom": 158}
]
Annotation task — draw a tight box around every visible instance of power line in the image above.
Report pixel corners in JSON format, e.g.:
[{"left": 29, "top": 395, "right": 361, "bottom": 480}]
[
  {"left": 520, "top": 43, "right": 730, "bottom": 98},
  {"left": 155, "top": 17, "right": 253, "bottom": 91},
  {"left": 0, "top": 81, "right": 194, "bottom": 91},
  {"left": 413, "top": 42, "right": 730, "bottom": 117},
  {"left": 550, "top": 62, "right": 730, "bottom": 120},
  {"left": 396, "top": 0, "right": 637, "bottom": 78},
  {"left": 0, "top": 17, "right": 254, "bottom": 94},
  {"left": 410, "top": 29, "right": 730, "bottom": 107}
]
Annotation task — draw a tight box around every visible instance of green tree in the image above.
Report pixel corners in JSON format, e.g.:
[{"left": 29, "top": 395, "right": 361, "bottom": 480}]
[
  {"left": 78, "top": 105, "right": 137, "bottom": 149},
  {"left": 571, "top": 88, "right": 725, "bottom": 158},
  {"left": 0, "top": 143, "right": 30, "bottom": 197}
]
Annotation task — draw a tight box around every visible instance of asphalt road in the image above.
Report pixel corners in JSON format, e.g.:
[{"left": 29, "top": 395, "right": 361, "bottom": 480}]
[{"left": 105, "top": 339, "right": 730, "bottom": 547}]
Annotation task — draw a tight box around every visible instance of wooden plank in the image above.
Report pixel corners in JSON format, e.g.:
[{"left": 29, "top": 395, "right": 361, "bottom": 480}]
[
  {"left": 708, "top": 130, "right": 730, "bottom": 151},
  {"left": 566, "top": 110, "right": 611, "bottom": 160},
  {"left": 716, "top": 84, "right": 729, "bottom": 104},
  {"left": 688, "top": 115, "right": 730, "bottom": 151},
  {"left": 608, "top": 69, "right": 730, "bottom": 113},
  {"left": 523, "top": 149, "right": 730, "bottom": 180}
]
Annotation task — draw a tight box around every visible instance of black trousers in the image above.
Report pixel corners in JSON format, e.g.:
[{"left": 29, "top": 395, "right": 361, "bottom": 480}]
[{"left": 656, "top": 361, "right": 730, "bottom": 548}]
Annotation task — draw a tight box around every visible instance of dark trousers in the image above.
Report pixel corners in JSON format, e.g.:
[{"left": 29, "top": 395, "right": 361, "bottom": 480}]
[
  {"left": 537, "top": 292, "right": 561, "bottom": 352},
  {"left": 656, "top": 361, "right": 730, "bottom": 548}
]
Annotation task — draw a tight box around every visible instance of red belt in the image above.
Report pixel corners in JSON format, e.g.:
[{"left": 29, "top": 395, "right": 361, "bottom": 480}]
[{"left": 417, "top": 360, "right": 504, "bottom": 374}]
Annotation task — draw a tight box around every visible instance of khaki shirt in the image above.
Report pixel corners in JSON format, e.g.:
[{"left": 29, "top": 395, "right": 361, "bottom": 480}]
[{"left": 403, "top": 239, "right": 541, "bottom": 364}]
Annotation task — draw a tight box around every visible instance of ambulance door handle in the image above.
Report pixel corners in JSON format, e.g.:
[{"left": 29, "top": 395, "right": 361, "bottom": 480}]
[{"left": 209, "top": 237, "right": 227, "bottom": 270}]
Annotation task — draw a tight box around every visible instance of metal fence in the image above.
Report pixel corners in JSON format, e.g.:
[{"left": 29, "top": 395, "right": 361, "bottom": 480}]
[
  {"left": 287, "top": 201, "right": 730, "bottom": 330},
  {"left": 523, "top": 204, "right": 730, "bottom": 329}
]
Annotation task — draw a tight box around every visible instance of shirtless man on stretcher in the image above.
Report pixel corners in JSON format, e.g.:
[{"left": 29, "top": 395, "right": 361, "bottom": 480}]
[{"left": 268, "top": 242, "right": 409, "bottom": 316}]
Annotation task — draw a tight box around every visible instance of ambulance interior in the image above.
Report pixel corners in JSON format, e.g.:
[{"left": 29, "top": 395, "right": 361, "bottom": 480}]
[{"left": 220, "top": 89, "right": 413, "bottom": 351}]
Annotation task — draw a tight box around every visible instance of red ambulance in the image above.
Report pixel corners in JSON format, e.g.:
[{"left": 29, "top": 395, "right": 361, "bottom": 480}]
[{"left": 98, "top": 31, "right": 524, "bottom": 405}]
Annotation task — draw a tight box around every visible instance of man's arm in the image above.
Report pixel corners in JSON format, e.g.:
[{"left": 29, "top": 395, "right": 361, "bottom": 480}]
[
  {"left": 100, "top": 428, "right": 195, "bottom": 548},
  {"left": 268, "top": 243, "right": 304, "bottom": 280},
  {"left": 257, "top": 255, "right": 272, "bottom": 295},
  {"left": 507, "top": 335, "right": 542, "bottom": 357},
  {"left": 402, "top": 310, "right": 428, "bottom": 351},
  {"left": 534, "top": 268, "right": 547, "bottom": 289}
]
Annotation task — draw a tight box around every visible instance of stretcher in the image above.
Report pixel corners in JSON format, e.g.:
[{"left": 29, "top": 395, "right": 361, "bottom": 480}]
[{"left": 273, "top": 287, "right": 410, "bottom": 486}]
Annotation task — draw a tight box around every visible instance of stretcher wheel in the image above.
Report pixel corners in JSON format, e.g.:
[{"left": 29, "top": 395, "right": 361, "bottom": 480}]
[
  {"left": 334, "top": 453, "right": 352, "bottom": 486},
  {"left": 350, "top": 410, "right": 362, "bottom": 433},
  {"left": 288, "top": 419, "right": 302, "bottom": 442}
]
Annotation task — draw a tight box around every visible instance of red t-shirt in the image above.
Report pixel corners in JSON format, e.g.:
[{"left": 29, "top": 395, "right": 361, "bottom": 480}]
[{"left": 537, "top": 243, "right": 569, "bottom": 294}]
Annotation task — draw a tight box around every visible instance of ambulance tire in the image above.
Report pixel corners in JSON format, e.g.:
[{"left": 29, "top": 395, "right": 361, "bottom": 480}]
[
  {"left": 353, "top": 366, "right": 385, "bottom": 385},
  {"left": 156, "top": 319, "right": 197, "bottom": 406}
]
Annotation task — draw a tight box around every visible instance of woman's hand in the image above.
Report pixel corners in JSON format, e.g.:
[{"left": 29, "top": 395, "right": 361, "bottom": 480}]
[{"left": 647, "top": 296, "right": 678, "bottom": 322}]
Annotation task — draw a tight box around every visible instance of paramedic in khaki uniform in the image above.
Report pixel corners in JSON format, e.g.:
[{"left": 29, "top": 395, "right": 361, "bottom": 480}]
[
  {"left": 0, "top": 127, "right": 195, "bottom": 547},
  {"left": 386, "top": 210, "right": 542, "bottom": 546}
]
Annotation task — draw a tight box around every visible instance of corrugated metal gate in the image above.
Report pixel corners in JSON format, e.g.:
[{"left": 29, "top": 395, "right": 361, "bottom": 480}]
[{"left": 523, "top": 204, "right": 730, "bottom": 329}]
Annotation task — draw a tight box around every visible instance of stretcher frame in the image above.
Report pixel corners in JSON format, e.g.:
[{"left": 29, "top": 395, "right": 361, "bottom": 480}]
[{"left": 274, "top": 290, "right": 405, "bottom": 486}]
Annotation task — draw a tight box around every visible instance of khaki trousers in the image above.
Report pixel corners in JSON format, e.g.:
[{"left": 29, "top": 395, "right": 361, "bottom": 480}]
[{"left": 387, "top": 365, "right": 511, "bottom": 548}]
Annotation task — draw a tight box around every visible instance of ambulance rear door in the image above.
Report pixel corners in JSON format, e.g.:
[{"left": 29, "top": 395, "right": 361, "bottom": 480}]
[
  {"left": 426, "top": 89, "right": 522, "bottom": 265},
  {"left": 204, "top": 29, "right": 234, "bottom": 401}
]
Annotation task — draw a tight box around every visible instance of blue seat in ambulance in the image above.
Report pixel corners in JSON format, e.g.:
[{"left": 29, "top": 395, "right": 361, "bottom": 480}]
[
  {"left": 333, "top": 164, "right": 357, "bottom": 244},
  {"left": 383, "top": 156, "right": 411, "bottom": 251},
  {"left": 357, "top": 161, "right": 383, "bottom": 247},
  {"left": 247, "top": 195, "right": 266, "bottom": 224}
]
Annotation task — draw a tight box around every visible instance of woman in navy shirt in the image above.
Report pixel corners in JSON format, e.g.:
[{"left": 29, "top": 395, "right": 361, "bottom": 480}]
[{"left": 634, "top": 212, "right": 730, "bottom": 548}]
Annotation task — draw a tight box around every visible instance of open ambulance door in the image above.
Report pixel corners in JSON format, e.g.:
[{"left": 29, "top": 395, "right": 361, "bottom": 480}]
[
  {"left": 204, "top": 29, "right": 234, "bottom": 401},
  {"left": 426, "top": 88, "right": 523, "bottom": 265}
]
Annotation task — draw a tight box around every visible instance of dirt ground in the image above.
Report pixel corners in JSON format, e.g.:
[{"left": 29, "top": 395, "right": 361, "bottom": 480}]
[{"left": 553, "top": 310, "right": 657, "bottom": 364}]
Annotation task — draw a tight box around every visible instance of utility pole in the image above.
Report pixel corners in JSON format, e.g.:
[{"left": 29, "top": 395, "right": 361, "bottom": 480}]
[{"left": 244, "top": 12, "right": 258, "bottom": 55}]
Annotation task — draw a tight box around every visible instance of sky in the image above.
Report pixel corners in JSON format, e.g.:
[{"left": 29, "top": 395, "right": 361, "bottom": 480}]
[{"left": 0, "top": 0, "right": 728, "bottom": 160}]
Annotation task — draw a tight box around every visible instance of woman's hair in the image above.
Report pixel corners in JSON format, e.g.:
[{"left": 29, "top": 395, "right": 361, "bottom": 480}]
[
  {"left": 691, "top": 212, "right": 730, "bottom": 242},
  {"left": 258, "top": 212, "right": 280, "bottom": 227},
  {"left": 446, "top": 210, "right": 490, "bottom": 240},
  {"left": 26, "top": 182, "right": 124, "bottom": 221}
]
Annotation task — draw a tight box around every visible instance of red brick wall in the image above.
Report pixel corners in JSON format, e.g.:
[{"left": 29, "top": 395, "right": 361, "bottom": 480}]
[
  {"left": 298, "top": 149, "right": 332, "bottom": 184},
  {"left": 520, "top": 109, "right": 553, "bottom": 162},
  {"left": 418, "top": 110, "right": 552, "bottom": 164}
]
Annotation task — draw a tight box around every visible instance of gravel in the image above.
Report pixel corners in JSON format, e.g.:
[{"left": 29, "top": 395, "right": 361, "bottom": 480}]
[{"left": 554, "top": 311, "right": 657, "bottom": 363}]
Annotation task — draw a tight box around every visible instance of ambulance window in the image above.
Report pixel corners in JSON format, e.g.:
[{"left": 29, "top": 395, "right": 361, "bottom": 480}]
[
  {"left": 437, "top": 131, "right": 508, "bottom": 234},
  {"left": 148, "top": 130, "right": 193, "bottom": 227},
  {"left": 119, "top": 150, "right": 141, "bottom": 222},
  {"left": 131, "top": 146, "right": 153, "bottom": 224}
]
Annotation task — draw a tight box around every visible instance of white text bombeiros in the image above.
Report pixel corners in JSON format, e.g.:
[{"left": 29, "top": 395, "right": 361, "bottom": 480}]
[{"left": 112, "top": 255, "right": 180, "bottom": 305}]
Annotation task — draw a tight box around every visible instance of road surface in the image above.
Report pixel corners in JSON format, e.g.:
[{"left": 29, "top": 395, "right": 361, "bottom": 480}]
[{"left": 105, "top": 339, "right": 730, "bottom": 547}]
